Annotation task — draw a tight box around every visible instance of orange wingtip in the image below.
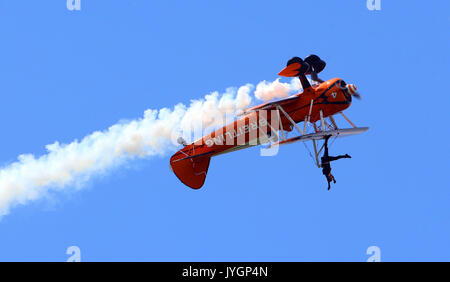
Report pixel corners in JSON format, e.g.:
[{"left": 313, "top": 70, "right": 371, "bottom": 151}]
[{"left": 278, "top": 62, "right": 302, "bottom": 77}]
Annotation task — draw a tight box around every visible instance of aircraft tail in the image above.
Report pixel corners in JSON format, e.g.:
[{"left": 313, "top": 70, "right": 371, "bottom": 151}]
[{"left": 169, "top": 150, "right": 212, "bottom": 189}]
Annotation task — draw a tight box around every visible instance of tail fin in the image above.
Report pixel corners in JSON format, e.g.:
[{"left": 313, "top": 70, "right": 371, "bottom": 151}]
[{"left": 170, "top": 151, "right": 212, "bottom": 189}]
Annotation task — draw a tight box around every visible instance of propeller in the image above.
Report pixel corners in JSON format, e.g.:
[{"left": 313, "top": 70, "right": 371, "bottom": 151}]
[
  {"left": 338, "top": 81, "right": 362, "bottom": 100},
  {"left": 346, "top": 84, "right": 362, "bottom": 100},
  {"left": 352, "top": 91, "right": 362, "bottom": 100}
]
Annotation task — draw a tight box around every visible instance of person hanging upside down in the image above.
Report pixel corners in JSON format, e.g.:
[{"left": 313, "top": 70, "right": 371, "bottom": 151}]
[{"left": 321, "top": 135, "right": 351, "bottom": 190}]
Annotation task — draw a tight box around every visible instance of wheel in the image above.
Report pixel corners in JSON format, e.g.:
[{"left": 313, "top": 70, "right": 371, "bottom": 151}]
[{"left": 304, "top": 54, "right": 326, "bottom": 73}]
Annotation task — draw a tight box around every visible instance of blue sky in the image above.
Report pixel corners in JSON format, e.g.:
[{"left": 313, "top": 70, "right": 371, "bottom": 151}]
[{"left": 0, "top": 0, "right": 449, "bottom": 261}]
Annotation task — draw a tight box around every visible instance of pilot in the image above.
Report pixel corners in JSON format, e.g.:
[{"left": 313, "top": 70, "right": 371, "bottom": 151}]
[
  {"left": 321, "top": 135, "right": 351, "bottom": 190},
  {"left": 310, "top": 70, "right": 324, "bottom": 84}
]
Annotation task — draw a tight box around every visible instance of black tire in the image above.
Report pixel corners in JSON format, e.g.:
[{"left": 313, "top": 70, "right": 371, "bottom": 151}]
[
  {"left": 287, "top": 56, "right": 303, "bottom": 66},
  {"left": 304, "top": 54, "right": 326, "bottom": 73}
]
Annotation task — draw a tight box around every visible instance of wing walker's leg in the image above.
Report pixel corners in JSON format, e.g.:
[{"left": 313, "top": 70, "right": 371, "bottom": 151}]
[
  {"left": 316, "top": 134, "right": 330, "bottom": 160},
  {"left": 323, "top": 136, "right": 329, "bottom": 156}
]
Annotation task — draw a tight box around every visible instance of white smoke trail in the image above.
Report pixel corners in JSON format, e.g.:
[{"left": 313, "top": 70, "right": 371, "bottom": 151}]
[
  {"left": 255, "top": 78, "right": 301, "bottom": 101},
  {"left": 0, "top": 78, "right": 300, "bottom": 216}
]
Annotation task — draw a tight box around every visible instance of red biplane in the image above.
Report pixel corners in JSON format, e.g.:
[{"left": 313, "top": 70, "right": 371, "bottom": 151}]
[{"left": 170, "top": 55, "right": 368, "bottom": 189}]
